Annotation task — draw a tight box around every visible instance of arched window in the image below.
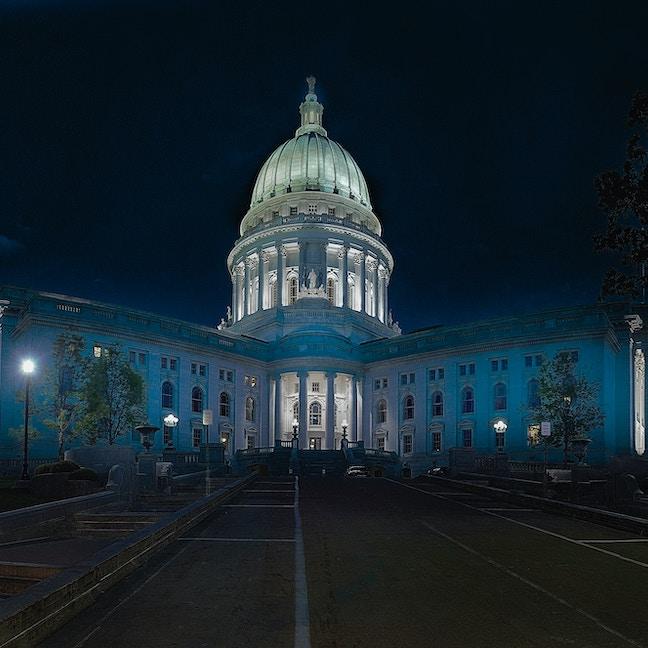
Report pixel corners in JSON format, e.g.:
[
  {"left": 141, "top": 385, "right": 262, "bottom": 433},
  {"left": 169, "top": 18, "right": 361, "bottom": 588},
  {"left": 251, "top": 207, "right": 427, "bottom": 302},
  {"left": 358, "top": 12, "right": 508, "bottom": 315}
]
[
  {"left": 494, "top": 383, "right": 507, "bottom": 411},
  {"left": 377, "top": 399, "right": 387, "bottom": 424},
  {"left": 327, "top": 277, "right": 336, "bottom": 304},
  {"left": 309, "top": 401, "right": 322, "bottom": 426},
  {"left": 219, "top": 391, "right": 230, "bottom": 417},
  {"left": 348, "top": 279, "right": 355, "bottom": 310},
  {"left": 289, "top": 277, "right": 298, "bottom": 304},
  {"left": 191, "top": 386, "right": 203, "bottom": 413},
  {"left": 161, "top": 381, "right": 174, "bottom": 409},
  {"left": 245, "top": 396, "right": 255, "bottom": 421},
  {"left": 432, "top": 391, "right": 444, "bottom": 417},
  {"left": 527, "top": 379, "right": 540, "bottom": 408},
  {"left": 403, "top": 395, "right": 415, "bottom": 420},
  {"left": 462, "top": 388, "right": 475, "bottom": 414}
]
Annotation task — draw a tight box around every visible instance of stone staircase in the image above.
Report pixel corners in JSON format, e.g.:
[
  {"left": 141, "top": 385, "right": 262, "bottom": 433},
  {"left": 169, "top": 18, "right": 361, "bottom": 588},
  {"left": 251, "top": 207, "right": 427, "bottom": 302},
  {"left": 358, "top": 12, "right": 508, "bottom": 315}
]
[
  {"left": 74, "top": 511, "right": 163, "bottom": 538},
  {"left": 0, "top": 562, "right": 62, "bottom": 598}
]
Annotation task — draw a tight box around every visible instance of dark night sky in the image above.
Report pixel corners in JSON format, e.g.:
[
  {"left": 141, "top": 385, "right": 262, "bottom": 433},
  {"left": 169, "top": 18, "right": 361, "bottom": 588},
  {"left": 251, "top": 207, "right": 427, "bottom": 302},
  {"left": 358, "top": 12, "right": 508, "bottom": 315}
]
[{"left": 1, "top": 1, "right": 647, "bottom": 333}]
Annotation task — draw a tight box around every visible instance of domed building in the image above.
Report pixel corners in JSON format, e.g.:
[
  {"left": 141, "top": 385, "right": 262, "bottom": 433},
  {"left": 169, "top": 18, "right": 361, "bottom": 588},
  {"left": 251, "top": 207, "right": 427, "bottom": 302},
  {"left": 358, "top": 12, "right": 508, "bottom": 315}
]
[{"left": 0, "top": 79, "right": 646, "bottom": 475}]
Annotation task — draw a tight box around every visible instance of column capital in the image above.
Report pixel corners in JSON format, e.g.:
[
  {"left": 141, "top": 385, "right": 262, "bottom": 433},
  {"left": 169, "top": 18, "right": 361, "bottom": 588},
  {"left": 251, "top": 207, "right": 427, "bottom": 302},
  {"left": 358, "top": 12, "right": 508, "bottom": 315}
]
[
  {"left": 260, "top": 250, "right": 270, "bottom": 263},
  {"left": 354, "top": 252, "right": 365, "bottom": 264}
]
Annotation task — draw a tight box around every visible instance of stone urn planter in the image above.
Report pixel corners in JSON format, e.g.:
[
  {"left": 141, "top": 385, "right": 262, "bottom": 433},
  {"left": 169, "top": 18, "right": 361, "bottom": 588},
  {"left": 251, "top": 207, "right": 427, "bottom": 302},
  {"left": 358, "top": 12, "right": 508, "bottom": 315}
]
[{"left": 570, "top": 438, "right": 592, "bottom": 465}]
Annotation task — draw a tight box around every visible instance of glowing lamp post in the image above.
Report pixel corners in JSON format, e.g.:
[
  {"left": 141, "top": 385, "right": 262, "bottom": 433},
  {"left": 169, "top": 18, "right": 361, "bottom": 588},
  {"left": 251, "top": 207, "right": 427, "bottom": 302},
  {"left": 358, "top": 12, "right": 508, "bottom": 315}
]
[
  {"left": 163, "top": 413, "right": 178, "bottom": 448},
  {"left": 341, "top": 419, "right": 348, "bottom": 449},
  {"left": 20, "top": 359, "right": 35, "bottom": 481},
  {"left": 292, "top": 417, "right": 299, "bottom": 442},
  {"left": 493, "top": 420, "right": 507, "bottom": 452}
]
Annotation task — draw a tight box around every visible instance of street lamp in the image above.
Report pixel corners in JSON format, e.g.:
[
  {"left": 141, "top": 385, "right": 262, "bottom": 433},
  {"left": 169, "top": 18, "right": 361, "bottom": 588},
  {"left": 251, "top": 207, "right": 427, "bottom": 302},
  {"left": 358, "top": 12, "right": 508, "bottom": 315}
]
[
  {"left": 341, "top": 419, "right": 348, "bottom": 447},
  {"left": 493, "top": 420, "right": 507, "bottom": 452},
  {"left": 292, "top": 417, "right": 299, "bottom": 441},
  {"left": 163, "top": 413, "right": 178, "bottom": 448},
  {"left": 20, "top": 359, "right": 35, "bottom": 481}
]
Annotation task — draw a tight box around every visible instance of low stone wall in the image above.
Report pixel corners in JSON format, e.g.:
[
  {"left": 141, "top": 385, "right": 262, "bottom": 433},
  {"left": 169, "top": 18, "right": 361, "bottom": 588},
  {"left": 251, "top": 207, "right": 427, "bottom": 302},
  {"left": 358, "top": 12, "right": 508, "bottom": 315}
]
[
  {"left": 0, "top": 491, "right": 119, "bottom": 544},
  {"left": 0, "top": 472, "right": 256, "bottom": 648},
  {"left": 426, "top": 475, "right": 648, "bottom": 535}
]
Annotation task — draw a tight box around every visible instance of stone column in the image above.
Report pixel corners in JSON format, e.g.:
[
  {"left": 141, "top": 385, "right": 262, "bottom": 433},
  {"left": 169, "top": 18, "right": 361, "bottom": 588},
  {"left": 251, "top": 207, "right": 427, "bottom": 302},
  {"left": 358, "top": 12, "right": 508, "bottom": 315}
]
[
  {"left": 350, "top": 375, "right": 358, "bottom": 442},
  {"left": 378, "top": 267, "right": 386, "bottom": 322},
  {"left": 384, "top": 274, "right": 390, "bottom": 324},
  {"left": 298, "top": 242, "right": 305, "bottom": 289},
  {"left": 298, "top": 371, "right": 308, "bottom": 448},
  {"left": 274, "top": 373, "right": 282, "bottom": 441},
  {"left": 258, "top": 250, "right": 267, "bottom": 311},
  {"left": 358, "top": 252, "right": 366, "bottom": 314},
  {"left": 340, "top": 245, "right": 349, "bottom": 309},
  {"left": 235, "top": 265, "right": 244, "bottom": 321},
  {"left": 276, "top": 244, "right": 285, "bottom": 307},
  {"left": 243, "top": 257, "right": 250, "bottom": 316},
  {"left": 369, "top": 258, "right": 378, "bottom": 317},
  {"left": 326, "top": 372, "right": 335, "bottom": 449},
  {"left": 231, "top": 271, "right": 237, "bottom": 323}
]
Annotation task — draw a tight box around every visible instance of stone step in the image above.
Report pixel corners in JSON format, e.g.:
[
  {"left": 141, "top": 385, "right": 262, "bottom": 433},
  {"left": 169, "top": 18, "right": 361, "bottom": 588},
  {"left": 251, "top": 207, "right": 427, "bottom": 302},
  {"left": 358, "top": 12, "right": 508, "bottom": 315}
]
[
  {"left": 0, "top": 562, "right": 62, "bottom": 580},
  {"left": 0, "top": 575, "right": 41, "bottom": 596},
  {"left": 75, "top": 512, "right": 161, "bottom": 524}
]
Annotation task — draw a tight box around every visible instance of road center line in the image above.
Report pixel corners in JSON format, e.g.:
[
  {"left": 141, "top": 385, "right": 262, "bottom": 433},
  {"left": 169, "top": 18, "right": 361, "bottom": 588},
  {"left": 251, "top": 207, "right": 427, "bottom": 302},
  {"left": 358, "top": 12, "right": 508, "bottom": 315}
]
[
  {"left": 420, "top": 520, "right": 644, "bottom": 648},
  {"left": 385, "top": 479, "right": 648, "bottom": 570},
  {"left": 179, "top": 537, "right": 295, "bottom": 542},
  {"left": 293, "top": 475, "right": 311, "bottom": 648}
]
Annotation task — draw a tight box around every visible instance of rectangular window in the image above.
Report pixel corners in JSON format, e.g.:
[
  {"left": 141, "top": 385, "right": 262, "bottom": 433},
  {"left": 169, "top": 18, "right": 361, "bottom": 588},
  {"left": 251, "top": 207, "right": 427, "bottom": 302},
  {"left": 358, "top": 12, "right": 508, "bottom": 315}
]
[
  {"left": 409, "top": 372, "right": 415, "bottom": 384},
  {"left": 161, "top": 357, "right": 168, "bottom": 369},
  {"left": 219, "top": 369, "right": 225, "bottom": 380},
  {"left": 429, "top": 369, "right": 436, "bottom": 381},
  {"left": 93, "top": 345, "right": 102, "bottom": 358},
  {"left": 309, "top": 437, "right": 322, "bottom": 450},
  {"left": 247, "top": 435, "right": 256, "bottom": 450},
  {"left": 290, "top": 206, "right": 297, "bottom": 215},
  {"left": 192, "top": 428, "right": 202, "bottom": 448},
  {"left": 535, "top": 354, "right": 543, "bottom": 367},
  {"left": 308, "top": 204, "right": 317, "bottom": 213},
  {"left": 311, "top": 382, "right": 320, "bottom": 393},
  {"left": 438, "top": 368, "right": 445, "bottom": 380},
  {"left": 328, "top": 207, "right": 336, "bottom": 216},
  {"left": 129, "top": 351, "right": 136, "bottom": 364},
  {"left": 462, "top": 429, "right": 473, "bottom": 448},
  {"left": 163, "top": 425, "right": 172, "bottom": 445},
  {"left": 459, "top": 364, "right": 466, "bottom": 377},
  {"left": 501, "top": 359, "right": 508, "bottom": 371},
  {"left": 469, "top": 363, "right": 475, "bottom": 375},
  {"left": 377, "top": 437, "right": 385, "bottom": 451},
  {"left": 525, "top": 355, "right": 533, "bottom": 368},
  {"left": 199, "top": 364, "right": 206, "bottom": 377},
  {"left": 191, "top": 363, "right": 197, "bottom": 375},
  {"left": 403, "top": 434, "right": 413, "bottom": 454},
  {"left": 374, "top": 379, "right": 381, "bottom": 391},
  {"left": 138, "top": 352, "right": 146, "bottom": 365},
  {"left": 432, "top": 431, "right": 442, "bottom": 452},
  {"left": 382, "top": 378, "right": 388, "bottom": 388},
  {"left": 491, "top": 360, "right": 498, "bottom": 372},
  {"left": 400, "top": 374, "right": 408, "bottom": 386}
]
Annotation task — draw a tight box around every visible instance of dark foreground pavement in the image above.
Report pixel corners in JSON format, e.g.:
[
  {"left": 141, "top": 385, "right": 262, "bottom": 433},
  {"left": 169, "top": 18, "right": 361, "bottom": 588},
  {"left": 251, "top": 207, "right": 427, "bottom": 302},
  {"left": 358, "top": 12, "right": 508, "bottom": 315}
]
[{"left": 39, "top": 477, "right": 648, "bottom": 648}]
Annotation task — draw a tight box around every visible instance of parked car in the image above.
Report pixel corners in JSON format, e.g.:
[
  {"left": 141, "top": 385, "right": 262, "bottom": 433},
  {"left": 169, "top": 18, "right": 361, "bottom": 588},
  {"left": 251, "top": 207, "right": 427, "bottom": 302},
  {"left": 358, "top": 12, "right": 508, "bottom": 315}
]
[
  {"left": 345, "top": 465, "right": 370, "bottom": 478},
  {"left": 424, "top": 465, "right": 447, "bottom": 477}
]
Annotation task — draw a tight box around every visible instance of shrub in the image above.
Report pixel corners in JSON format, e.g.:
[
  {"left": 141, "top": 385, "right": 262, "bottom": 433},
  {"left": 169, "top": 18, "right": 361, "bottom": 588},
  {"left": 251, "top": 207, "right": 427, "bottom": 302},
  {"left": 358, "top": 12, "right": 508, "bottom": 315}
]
[
  {"left": 49, "top": 460, "right": 81, "bottom": 473},
  {"left": 35, "top": 463, "right": 54, "bottom": 475},
  {"left": 68, "top": 468, "right": 99, "bottom": 481}
]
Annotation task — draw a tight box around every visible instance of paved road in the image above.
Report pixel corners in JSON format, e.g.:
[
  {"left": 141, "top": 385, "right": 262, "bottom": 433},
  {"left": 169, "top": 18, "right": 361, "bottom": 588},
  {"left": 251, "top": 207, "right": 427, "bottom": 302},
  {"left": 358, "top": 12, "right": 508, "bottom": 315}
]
[{"left": 41, "top": 477, "right": 648, "bottom": 647}]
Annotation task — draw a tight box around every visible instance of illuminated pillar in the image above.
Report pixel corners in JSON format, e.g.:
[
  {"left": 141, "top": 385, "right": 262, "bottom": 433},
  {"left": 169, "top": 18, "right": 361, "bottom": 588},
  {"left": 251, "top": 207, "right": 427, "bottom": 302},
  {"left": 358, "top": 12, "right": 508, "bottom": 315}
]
[
  {"left": 277, "top": 244, "right": 285, "bottom": 306},
  {"left": 243, "top": 258, "right": 250, "bottom": 316},
  {"left": 258, "top": 250, "right": 266, "bottom": 311},
  {"left": 358, "top": 252, "right": 366, "bottom": 314},
  {"left": 274, "top": 373, "right": 283, "bottom": 440},
  {"left": 298, "top": 371, "right": 308, "bottom": 447},
  {"left": 350, "top": 375, "right": 358, "bottom": 442},
  {"left": 326, "top": 371, "right": 335, "bottom": 449},
  {"left": 340, "top": 245, "right": 349, "bottom": 309}
]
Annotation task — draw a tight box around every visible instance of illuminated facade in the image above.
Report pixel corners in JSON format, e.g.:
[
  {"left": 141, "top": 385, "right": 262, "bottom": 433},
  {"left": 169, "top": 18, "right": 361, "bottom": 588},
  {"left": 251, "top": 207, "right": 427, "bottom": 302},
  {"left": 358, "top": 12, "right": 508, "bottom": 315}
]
[{"left": 0, "top": 80, "right": 646, "bottom": 472}]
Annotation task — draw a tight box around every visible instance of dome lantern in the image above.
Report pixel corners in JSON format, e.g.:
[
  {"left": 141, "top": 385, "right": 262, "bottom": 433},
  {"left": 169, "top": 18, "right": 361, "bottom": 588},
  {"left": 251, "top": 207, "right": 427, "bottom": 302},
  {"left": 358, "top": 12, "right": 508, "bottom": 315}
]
[{"left": 296, "top": 76, "right": 327, "bottom": 137}]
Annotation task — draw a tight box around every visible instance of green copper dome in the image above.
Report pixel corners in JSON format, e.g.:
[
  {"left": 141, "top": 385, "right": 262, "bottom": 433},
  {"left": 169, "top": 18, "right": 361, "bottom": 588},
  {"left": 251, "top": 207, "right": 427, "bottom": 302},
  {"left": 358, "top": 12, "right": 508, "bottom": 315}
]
[{"left": 249, "top": 79, "right": 372, "bottom": 210}]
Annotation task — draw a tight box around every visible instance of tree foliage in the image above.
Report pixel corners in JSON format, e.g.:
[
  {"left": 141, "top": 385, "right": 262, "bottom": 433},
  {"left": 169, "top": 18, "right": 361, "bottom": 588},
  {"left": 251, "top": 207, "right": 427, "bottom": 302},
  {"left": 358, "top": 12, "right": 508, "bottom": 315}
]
[
  {"left": 594, "top": 91, "right": 648, "bottom": 298},
  {"left": 76, "top": 344, "right": 145, "bottom": 445},
  {"left": 529, "top": 353, "right": 604, "bottom": 463},
  {"left": 40, "top": 332, "right": 86, "bottom": 459}
]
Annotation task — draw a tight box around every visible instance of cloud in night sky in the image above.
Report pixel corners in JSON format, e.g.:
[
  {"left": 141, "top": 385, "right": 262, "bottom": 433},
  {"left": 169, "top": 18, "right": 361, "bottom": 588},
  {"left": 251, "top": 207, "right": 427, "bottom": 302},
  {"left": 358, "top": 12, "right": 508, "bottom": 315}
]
[{"left": 0, "top": 235, "right": 22, "bottom": 257}]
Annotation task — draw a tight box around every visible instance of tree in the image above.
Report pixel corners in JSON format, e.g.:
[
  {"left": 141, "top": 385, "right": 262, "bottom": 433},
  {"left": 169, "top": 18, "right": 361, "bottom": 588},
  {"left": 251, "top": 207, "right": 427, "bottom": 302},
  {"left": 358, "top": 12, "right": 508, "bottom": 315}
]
[
  {"left": 594, "top": 91, "right": 648, "bottom": 299},
  {"left": 76, "top": 344, "right": 145, "bottom": 445},
  {"left": 529, "top": 353, "right": 604, "bottom": 464},
  {"left": 40, "top": 332, "right": 86, "bottom": 460}
]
